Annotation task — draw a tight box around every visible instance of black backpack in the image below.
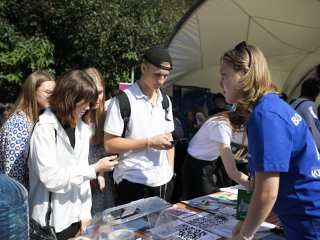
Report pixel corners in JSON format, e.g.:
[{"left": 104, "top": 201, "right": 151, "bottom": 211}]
[{"left": 115, "top": 90, "right": 170, "bottom": 137}]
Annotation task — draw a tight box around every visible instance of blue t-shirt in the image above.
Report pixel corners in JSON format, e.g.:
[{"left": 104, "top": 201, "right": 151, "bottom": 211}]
[{"left": 247, "top": 93, "right": 320, "bottom": 239}]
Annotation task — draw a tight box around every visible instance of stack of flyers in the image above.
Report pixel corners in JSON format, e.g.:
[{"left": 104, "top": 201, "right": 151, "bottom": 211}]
[
  {"left": 182, "top": 195, "right": 236, "bottom": 216},
  {"left": 182, "top": 195, "right": 220, "bottom": 212},
  {"left": 220, "top": 184, "right": 246, "bottom": 194},
  {"left": 208, "top": 191, "right": 238, "bottom": 205}
]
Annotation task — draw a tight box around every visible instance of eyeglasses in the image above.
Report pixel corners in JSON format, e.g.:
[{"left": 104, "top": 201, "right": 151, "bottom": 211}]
[
  {"left": 234, "top": 41, "right": 252, "bottom": 68},
  {"left": 38, "top": 89, "right": 53, "bottom": 98}
]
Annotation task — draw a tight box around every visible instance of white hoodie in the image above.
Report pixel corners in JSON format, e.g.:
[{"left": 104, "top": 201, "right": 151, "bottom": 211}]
[{"left": 28, "top": 108, "right": 96, "bottom": 233}]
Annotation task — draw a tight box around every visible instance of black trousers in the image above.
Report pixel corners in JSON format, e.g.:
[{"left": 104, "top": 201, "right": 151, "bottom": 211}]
[
  {"left": 171, "top": 142, "right": 188, "bottom": 203},
  {"left": 182, "top": 154, "right": 233, "bottom": 200},
  {"left": 56, "top": 221, "right": 80, "bottom": 240},
  {"left": 116, "top": 177, "right": 174, "bottom": 205}
]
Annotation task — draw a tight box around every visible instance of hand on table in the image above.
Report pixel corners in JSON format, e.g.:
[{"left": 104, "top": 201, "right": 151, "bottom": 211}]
[{"left": 74, "top": 219, "right": 91, "bottom": 237}]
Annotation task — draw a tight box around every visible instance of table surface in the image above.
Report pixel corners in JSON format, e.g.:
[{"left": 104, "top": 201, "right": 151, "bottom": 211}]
[
  {"left": 175, "top": 201, "right": 282, "bottom": 240},
  {"left": 71, "top": 194, "right": 282, "bottom": 240}
]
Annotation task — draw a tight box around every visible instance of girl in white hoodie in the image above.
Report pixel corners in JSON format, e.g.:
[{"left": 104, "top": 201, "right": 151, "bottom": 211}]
[{"left": 28, "top": 70, "right": 119, "bottom": 240}]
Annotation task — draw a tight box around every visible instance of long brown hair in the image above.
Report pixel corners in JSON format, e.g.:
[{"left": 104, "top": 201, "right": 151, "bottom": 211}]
[
  {"left": 84, "top": 67, "right": 106, "bottom": 145},
  {"left": 49, "top": 70, "right": 98, "bottom": 127},
  {"left": 14, "top": 71, "right": 55, "bottom": 123},
  {"left": 221, "top": 44, "right": 278, "bottom": 109}
]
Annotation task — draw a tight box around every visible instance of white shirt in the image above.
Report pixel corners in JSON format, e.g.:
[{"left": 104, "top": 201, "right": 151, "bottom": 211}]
[
  {"left": 188, "top": 116, "right": 246, "bottom": 161},
  {"left": 104, "top": 82, "right": 174, "bottom": 187},
  {"left": 105, "top": 99, "right": 111, "bottom": 110},
  {"left": 28, "top": 108, "right": 96, "bottom": 233}
]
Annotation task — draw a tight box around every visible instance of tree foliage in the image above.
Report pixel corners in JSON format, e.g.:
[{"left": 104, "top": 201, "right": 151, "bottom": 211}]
[
  {"left": 0, "top": 17, "right": 55, "bottom": 102},
  {"left": 0, "top": 0, "right": 195, "bottom": 102}
]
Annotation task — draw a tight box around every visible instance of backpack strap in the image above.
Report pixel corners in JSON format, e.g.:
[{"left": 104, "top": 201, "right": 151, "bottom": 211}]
[
  {"left": 161, "top": 91, "right": 170, "bottom": 121},
  {"left": 115, "top": 90, "right": 131, "bottom": 138},
  {"left": 293, "top": 99, "right": 309, "bottom": 110},
  {"left": 115, "top": 90, "right": 171, "bottom": 137}
]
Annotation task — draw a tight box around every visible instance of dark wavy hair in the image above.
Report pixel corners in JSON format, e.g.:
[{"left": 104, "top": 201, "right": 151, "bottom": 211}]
[
  {"left": 49, "top": 70, "right": 98, "bottom": 126},
  {"left": 300, "top": 77, "right": 320, "bottom": 100}
]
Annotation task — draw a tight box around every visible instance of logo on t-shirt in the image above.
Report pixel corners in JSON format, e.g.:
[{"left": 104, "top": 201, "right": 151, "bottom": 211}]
[
  {"left": 291, "top": 113, "right": 302, "bottom": 126},
  {"left": 311, "top": 167, "right": 320, "bottom": 178}
]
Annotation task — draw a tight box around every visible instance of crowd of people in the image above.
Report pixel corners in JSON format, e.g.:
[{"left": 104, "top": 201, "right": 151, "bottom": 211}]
[{"left": 0, "top": 43, "right": 320, "bottom": 239}]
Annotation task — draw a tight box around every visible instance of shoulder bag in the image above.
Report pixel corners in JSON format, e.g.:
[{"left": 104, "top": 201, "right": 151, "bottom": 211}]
[{"left": 29, "top": 192, "right": 57, "bottom": 240}]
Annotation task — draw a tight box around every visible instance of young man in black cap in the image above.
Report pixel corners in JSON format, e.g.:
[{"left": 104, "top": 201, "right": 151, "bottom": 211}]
[{"left": 104, "top": 45, "right": 175, "bottom": 205}]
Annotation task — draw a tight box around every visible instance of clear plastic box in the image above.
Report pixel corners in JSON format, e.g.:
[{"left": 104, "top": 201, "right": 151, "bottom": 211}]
[{"left": 101, "top": 196, "right": 172, "bottom": 226}]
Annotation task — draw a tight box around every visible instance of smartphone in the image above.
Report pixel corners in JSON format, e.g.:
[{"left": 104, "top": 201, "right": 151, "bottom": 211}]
[
  {"left": 115, "top": 150, "right": 133, "bottom": 161},
  {"left": 170, "top": 138, "right": 188, "bottom": 144}
]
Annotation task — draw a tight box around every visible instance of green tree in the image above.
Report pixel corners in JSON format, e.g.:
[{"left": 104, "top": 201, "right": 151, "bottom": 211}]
[
  {"left": 0, "top": 0, "right": 195, "bottom": 101},
  {"left": 0, "top": 18, "right": 55, "bottom": 102}
]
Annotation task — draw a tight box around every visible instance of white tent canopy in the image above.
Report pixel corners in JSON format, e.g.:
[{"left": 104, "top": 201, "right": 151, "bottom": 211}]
[{"left": 163, "top": 0, "right": 320, "bottom": 101}]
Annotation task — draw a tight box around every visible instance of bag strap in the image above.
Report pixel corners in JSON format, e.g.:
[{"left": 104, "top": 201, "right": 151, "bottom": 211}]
[
  {"left": 45, "top": 192, "right": 53, "bottom": 227},
  {"left": 115, "top": 90, "right": 131, "bottom": 138},
  {"left": 161, "top": 91, "right": 170, "bottom": 121},
  {"left": 241, "top": 130, "right": 247, "bottom": 147},
  {"left": 293, "top": 99, "right": 309, "bottom": 110},
  {"left": 44, "top": 129, "right": 57, "bottom": 227}
]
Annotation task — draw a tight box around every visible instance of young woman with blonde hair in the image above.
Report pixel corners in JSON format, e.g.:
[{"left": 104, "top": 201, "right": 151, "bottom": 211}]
[
  {"left": 220, "top": 41, "right": 320, "bottom": 240},
  {"left": 0, "top": 71, "right": 55, "bottom": 188},
  {"left": 84, "top": 67, "right": 116, "bottom": 215}
]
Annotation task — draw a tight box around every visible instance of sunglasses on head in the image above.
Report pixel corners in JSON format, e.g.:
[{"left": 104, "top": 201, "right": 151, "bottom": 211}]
[{"left": 234, "top": 41, "right": 252, "bottom": 68}]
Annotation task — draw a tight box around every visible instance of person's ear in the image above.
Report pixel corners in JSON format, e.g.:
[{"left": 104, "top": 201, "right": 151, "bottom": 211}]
[
  {"left": 141, "top": 62, "right": 146, "bottom": 74},
  {"left": 243, "top": 67, "right": 249, "bottom": 76}
]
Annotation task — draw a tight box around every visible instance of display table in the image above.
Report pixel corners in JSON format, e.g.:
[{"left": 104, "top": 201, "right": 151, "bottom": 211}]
[{"left": 71, "top": 190, "right": 284, "bottom": 240}]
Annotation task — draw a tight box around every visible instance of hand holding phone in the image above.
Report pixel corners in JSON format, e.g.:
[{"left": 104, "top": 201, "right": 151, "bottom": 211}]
[{"left": 170, "top": 138, "right": 188, "bottom": 144}]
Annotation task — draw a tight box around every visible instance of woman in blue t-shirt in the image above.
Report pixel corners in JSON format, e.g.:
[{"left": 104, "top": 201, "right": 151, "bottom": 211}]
[{"left": 220, "top": 41, "right": 320, "bottom": 240}]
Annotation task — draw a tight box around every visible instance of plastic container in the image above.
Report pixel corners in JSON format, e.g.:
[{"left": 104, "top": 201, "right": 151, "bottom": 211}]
[
  {"left": 145, "top": 208, "right": 179, "bottom": 240},
  {"left": 108, "top": 229, "right": 135, "bottom": 240},
  {"left": 102, "top": 197, "right": 172, "bottom": 226},
  {"left": 0, "top": 174, "right": 29, "bottom": 239}
]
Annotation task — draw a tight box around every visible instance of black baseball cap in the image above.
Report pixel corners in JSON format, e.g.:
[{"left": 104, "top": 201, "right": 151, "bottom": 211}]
[{"left": 142, "top": 45, "right": 172, "bottom": 70}]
